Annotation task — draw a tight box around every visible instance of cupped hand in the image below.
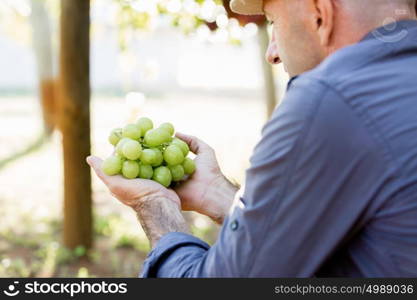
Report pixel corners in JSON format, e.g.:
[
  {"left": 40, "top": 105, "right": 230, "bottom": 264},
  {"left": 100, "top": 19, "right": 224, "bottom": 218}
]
[{"left": 87, "top": 156, "right": 180, "bottom": 212}]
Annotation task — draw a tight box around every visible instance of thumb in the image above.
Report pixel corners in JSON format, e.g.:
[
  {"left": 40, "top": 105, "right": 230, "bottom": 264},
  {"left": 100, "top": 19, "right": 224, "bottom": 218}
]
[{"left": 175, "top": 132, "right": 214, "bottom": 156}]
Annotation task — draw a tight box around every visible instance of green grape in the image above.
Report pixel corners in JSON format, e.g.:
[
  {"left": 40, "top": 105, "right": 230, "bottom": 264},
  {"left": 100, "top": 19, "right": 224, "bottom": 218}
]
[
  {"left": 169, "top": 165, "right": 185, "bottom": 181},
  {"left": 183, "top": 157, "right": 196, "bottom": 175},
  {"left": 159, "top": 122, "right": 175, "bottom": 136},
  {"left": 122, "top": 160, "right": 140, "bottom": 179},
  {"left": 153, "top": 166, "right": 172, "bottom": 187},
  {"left": 102, "top": 156, "right": 123, "bottom": 176},
  {"left": 144, "top": 128, "right": 171, "bottom": 147},
  {"left": 139, "top": 164, "right": 154, "bottom": 179},
  {"left": 164, "top": 145, "right": 184, "bottom": 166},
  {"left": 122, "top": 123, "right": 142, "bottom": 140},
  {"left": 122, "top": 140, "right": 142, "bottom": 160},
  {"left": 114, "top": 153, "right": 127, "bottom": 166},
  {"left": 115, "top": 138, "right": 131, "bottom": 157},
  {"left": 140, "top": 149, "right": 157, "bottom": 165},
  {"left": 108, "top": 128, "right": 122, "bottom": 146},
  {"left": 172, "top": 138, "right": 190, "bottom": 156},
  {"left": 151, "top": 148, "right": 164, "bottom": 167},
  {"left": 136, "top": 117, "right": 153, "bottom": 135},
  {"left": 114, "top": 153, "right": 126, "bottom": 161}
]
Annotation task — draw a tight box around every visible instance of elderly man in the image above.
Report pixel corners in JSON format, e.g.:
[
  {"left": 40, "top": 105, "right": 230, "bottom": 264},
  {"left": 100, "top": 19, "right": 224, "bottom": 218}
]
[{"left": 88, "top": 0, "right": 417, "bottom": 277}]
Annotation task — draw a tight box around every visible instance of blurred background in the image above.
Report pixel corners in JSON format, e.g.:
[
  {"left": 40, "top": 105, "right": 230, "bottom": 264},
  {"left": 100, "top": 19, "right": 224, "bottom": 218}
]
[{"left": 0, "top": 0, "right": 289, "bottom": 277}]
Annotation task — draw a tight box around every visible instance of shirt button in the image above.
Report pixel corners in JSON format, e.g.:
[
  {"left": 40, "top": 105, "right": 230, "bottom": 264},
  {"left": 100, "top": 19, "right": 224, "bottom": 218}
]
[{"left": 230, "top": 220, "right": 239, "bottom": 231}]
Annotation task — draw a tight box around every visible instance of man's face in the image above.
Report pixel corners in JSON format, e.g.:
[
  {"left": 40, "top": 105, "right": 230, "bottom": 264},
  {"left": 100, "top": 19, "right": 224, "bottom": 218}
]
[{"left": 264, "top": 0, "right": 328, "bottom": 77}]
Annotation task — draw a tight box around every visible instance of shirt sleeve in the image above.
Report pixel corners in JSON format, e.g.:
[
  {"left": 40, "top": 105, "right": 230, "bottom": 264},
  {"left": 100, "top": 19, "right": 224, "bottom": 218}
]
[{"left": 141, "top": 76, "right": 388, "bottom": 277}]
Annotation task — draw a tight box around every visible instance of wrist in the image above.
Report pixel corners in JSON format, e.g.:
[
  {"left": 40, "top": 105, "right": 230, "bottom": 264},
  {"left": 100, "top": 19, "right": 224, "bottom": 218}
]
[
  {"left": 133, "top": 190, "right": 180, "bottom": 213},
  {"left": 201, "top": 175, "right": 239, "bottom": 224},
  {"left": 136, "top": 195, "right": 189, "bottom": 248}
]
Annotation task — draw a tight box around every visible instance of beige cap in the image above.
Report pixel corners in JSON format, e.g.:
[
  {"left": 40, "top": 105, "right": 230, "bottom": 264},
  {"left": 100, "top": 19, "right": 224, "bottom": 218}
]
[{"left": 230, "top": 0, "right": 264, "bottom": 15}]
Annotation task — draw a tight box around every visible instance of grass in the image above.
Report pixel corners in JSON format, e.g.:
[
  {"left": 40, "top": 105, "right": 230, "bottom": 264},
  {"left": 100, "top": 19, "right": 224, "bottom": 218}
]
[
  {"left": 0, "top": 211, "right": 145, "bottom": 277},
  {"left": 0, "top": 209, "right": 218, "bottom": 277}
]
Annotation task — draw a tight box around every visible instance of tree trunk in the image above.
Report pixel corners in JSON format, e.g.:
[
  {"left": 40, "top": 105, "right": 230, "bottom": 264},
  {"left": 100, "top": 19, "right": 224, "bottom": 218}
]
[
  {"left": 30, "top": 0, "right": 56, "bottom": 133},
  {"left": 257, "top": 25, "right": 278, "bottom": 120},
  {"left": 59, "top": 0, "right": 92, "bottom": 250}
]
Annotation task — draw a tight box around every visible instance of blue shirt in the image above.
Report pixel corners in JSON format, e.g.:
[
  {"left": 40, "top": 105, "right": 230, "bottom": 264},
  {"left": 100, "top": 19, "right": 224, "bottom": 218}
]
[{"left": 141, "top": 20, "right": 417, "bottom": 277}]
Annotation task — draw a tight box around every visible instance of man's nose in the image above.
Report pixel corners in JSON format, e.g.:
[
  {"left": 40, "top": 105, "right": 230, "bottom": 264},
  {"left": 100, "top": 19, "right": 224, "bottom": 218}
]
[{"left": 265, "top": 35, "right": 281, "bottom": 65}]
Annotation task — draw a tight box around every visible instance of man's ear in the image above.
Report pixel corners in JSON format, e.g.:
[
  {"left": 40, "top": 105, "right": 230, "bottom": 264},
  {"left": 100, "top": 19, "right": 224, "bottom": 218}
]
[{"left": 314, "top": 0, "right": 334, "bottom": 47}]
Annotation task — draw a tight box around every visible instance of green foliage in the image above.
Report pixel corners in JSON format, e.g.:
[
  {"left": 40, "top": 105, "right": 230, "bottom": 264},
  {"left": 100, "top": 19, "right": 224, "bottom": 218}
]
[
  {"left": 0, "top": 210, "right": 150, "bottom": 277},
  {"left": 116, "top": 0, "right": 153, "bottom": 51},
  {"left": 113, "top": 0, "right": 237, "bottom": 50},
  {"left": 0, "top": 257, "right": 33, "bottom": 277},
  {"left": 74, "top": 246, "right": 87, "bottom": 257},
  {"left": 94, "top": 214, "right": 150, "bottom": 252},
  {"left": 0, "top": 197, "right": 219, "bottom": 277}
]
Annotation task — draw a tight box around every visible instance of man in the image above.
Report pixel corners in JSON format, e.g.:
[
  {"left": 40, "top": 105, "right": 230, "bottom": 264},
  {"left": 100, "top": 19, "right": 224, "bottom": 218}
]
[{"left": 88, "top": 0, "right": 417, "bottom": 277}]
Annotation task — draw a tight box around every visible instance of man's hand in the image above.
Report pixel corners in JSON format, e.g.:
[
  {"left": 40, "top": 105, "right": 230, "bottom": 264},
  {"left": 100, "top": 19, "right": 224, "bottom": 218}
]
[
  {"left": 174, "top": 133, "right": 239, "bottom": 224},
  {"left": 87, "top": 156, "right": 189, "bottom": 247}
]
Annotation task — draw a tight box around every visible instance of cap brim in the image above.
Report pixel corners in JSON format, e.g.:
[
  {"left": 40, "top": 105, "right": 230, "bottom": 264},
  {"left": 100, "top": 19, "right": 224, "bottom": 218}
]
[{"left": 230, "top": 0, "right": 264, "bottom": 15}]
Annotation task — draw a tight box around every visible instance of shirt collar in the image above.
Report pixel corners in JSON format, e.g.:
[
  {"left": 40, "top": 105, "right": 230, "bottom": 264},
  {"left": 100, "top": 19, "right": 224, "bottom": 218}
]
[{"left": 286, "top": 76, "right": 299, "bottom": 91}]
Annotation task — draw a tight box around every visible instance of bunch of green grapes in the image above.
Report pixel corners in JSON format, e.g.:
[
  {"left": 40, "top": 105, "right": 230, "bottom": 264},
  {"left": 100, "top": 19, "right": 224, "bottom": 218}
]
[{"left": 101, "top": 117, "right": 196, "bottom": 188}]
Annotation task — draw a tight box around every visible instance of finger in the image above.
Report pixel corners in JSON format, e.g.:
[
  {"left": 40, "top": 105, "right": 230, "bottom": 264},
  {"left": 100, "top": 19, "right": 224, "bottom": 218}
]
[
  {"left": 86, "top": 156, "right": 113, "bottom": 185},
  {"left": 175, "top": 132, "right": 213, "bottom": 155}
]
